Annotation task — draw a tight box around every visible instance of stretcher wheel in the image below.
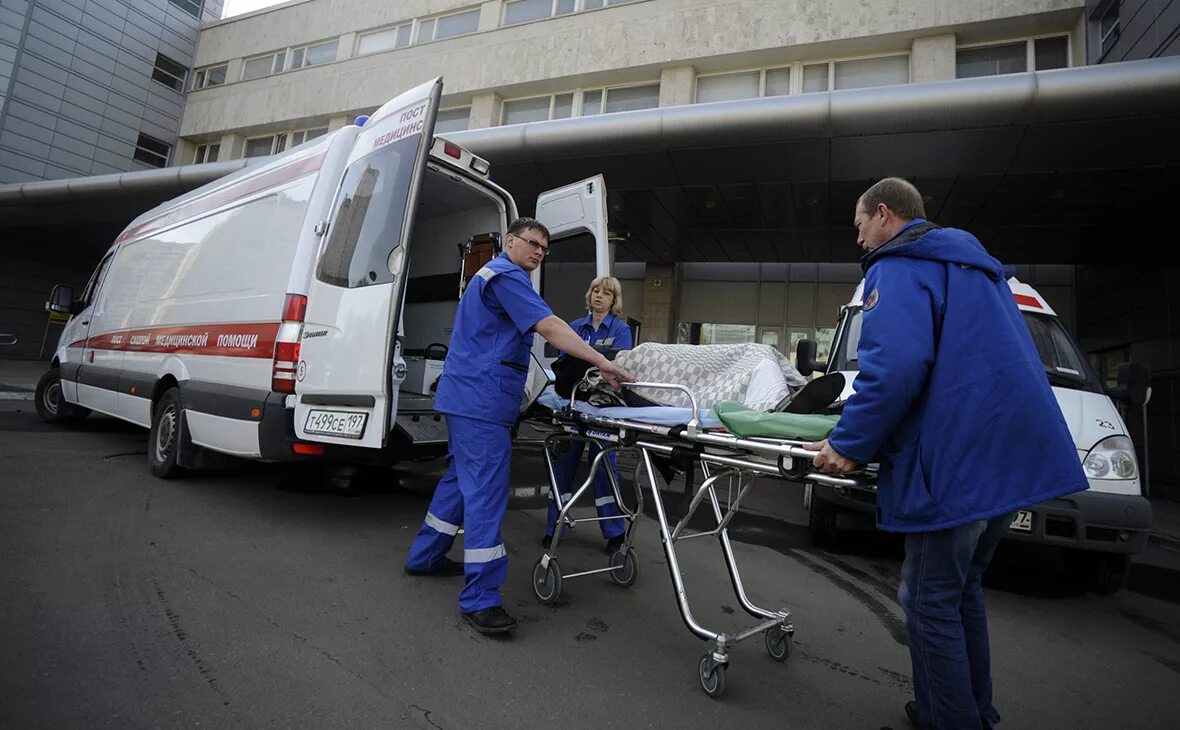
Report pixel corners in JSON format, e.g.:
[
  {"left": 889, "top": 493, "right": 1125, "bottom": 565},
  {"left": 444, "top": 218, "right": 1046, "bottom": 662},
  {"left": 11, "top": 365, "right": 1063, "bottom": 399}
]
[
  {"left": 765, "top": 626, "right": 792, "bottom": 662},
  {"left": 608, "top": 547, "right": 639, "bottom": 587},
  {"left": 698, "top": 654, "right": 727, "bottom": 698},
  {"left": 532, "top": 557, "right": 562, "bottom": 605}
]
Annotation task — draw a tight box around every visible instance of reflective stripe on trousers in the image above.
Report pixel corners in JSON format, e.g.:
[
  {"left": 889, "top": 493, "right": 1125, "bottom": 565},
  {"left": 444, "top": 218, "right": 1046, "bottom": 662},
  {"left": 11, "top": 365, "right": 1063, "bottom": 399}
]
[{"left": 405, "top": 414, "right": 512, "bottom": 612}]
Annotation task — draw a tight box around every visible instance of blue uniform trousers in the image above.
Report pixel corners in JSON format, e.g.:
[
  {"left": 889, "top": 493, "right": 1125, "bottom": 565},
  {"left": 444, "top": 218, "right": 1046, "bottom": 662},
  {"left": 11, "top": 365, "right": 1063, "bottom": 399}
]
[
  {"left": 899, "top": 512, "right": 1014, "bottom": 729},
  {"left": 405, "top": 414, "right": 511, "bottom": 613},
  {"left": 546, "top": 440, "right": 626, "bottom": 540}
]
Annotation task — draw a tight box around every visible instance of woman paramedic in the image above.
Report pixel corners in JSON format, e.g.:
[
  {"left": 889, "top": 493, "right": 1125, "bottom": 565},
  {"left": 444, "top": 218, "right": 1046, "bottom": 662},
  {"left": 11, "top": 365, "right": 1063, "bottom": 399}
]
[
  {"left": 542, "top": 276, "right": 633, "bottom": 553},
  {"left": 404, "top": 219, "right": 632, "bottom": 636}
]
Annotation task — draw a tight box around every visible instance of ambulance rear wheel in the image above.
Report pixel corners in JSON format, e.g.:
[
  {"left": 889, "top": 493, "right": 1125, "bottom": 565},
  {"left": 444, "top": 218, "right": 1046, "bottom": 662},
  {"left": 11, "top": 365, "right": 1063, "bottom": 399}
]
[
  {"left": 532, "top": 557, "right": 562, "bottom": 605},
  {"left": 149, "top": 388, "right": 185, "bottom": 479},
  {"left": 35, "top": 369, "right": 90, "bottom": 424}
]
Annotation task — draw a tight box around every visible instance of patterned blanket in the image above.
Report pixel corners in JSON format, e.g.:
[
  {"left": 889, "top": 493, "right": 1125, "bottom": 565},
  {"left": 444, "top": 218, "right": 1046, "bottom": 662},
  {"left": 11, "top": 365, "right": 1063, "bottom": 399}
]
[{"left": 614, "top": 343, "right": 807, "bottom": 411}]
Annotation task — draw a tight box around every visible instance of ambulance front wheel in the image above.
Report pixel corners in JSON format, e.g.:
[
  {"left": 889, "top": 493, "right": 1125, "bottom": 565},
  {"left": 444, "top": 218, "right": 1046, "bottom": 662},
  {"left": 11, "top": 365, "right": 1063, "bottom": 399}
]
[
  {"left": 35, "top": 369, "right": 90, "bottom": 424},
  {"left": 149, "top": 388, "right": 186, "bottom": 479},
  {"left": 532, "top": 557, "right": 562, "bottom": 605}
]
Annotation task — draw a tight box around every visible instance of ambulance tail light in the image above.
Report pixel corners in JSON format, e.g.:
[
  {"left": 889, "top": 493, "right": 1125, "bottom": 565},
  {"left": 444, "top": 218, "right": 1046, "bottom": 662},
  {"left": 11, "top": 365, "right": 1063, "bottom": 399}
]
[
  {"left": 272, "top": 294, "right": 307, "bottom": 394},
  {"left": 470, "top": 155, "right": 490, "bottom": 176},
  {"left": 443, "top": 141, "right": 462, "bottom": 159}
]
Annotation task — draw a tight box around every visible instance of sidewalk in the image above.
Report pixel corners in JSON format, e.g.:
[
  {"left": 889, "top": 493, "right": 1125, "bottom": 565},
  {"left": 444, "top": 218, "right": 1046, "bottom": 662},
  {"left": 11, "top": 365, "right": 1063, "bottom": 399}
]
[
  {"left": 1149, "top": 496, "right": 1180, "bottom": 551},
  {"left": 0, "top": 359, "right": 45, "bottom": 399}
]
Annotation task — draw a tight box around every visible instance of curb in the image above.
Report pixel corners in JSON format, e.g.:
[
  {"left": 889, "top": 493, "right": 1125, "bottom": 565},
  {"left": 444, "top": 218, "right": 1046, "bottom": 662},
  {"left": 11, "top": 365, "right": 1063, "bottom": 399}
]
[{"left": 0, "top": 392, "right": 34, "bottom": 401}]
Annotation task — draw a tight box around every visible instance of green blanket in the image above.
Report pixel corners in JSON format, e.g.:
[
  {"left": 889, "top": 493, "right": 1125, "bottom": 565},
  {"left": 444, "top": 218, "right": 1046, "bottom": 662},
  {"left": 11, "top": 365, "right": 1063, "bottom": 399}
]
[{"left": 711, "top": 400, "right": 839, "bottom": 441}]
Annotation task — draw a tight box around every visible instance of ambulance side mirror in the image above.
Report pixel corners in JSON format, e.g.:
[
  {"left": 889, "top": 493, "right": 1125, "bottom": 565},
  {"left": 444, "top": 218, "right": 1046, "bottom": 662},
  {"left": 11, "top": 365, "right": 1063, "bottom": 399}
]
[
  {"left": 1111, "top": 362, "right": 1151, "bottom": 409},
  {"left": 795, "top": 339, "right": 825, "bottom": 377},
  {"left": 45, "top": 284, "right": 76, "bottom": 314}
]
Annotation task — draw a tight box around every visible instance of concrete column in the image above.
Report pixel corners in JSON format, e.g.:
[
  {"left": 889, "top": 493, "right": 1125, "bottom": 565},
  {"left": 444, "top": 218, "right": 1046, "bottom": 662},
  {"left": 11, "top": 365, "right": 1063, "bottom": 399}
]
[
  {"left": 910, "top": 33, "right": 957, "bottom": 82},
  {"left": 639, "top": 264, "right": 679, "bottom": 344},
  {"left": 478, "top": 1, "right": 502, "bottom": 32},
  {"left": 1070, "top": 11, "right": 1087, "bottom": 67},
  {"left": 659, "top": 66, "right": 695, "bottom": 107},
  {"left": 219, "top": 133, "right": 245, "bottom": 159},
  {"left": 338, "top": 32, "right": 357, "bottom": 61},
  {"left": 173, "top": 139, "right": 197, "bottom": 166},
  {"left": 470, "top": 91, "right": 503, "bottom": 128},
  {"left": 225, "top": 58, "right": 244, "bottom": 83}
]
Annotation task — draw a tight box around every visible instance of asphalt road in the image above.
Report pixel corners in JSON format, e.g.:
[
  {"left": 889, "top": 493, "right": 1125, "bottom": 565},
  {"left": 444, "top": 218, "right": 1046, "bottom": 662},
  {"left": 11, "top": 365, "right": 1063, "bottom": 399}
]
[{"left": 3, "top": 401, "right": 1179, "bottom": 729}]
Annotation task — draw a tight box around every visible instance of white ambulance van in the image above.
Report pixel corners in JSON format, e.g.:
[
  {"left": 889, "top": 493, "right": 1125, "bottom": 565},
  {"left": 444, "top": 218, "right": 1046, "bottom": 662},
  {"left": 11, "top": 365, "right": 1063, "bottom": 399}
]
[
  {"left": 796, "top": 277, "right": 1153, "bottom": 593},
  {"left": 35, "top": 78, "right": 611, "bottom": 478}
]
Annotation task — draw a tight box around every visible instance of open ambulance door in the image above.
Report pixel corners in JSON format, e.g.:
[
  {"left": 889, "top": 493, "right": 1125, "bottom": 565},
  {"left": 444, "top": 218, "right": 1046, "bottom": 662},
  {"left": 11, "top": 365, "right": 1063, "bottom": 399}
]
[
  {"left": 293, "top": 78, "right": 441, "bottom": 449},
  {"left": 532, "top": 175, "right": 610, "bottom": 370}
]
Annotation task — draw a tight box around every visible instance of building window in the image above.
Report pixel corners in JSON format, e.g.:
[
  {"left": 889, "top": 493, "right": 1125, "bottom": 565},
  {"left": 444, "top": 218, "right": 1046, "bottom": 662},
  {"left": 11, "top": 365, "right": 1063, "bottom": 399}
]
[
  {"left": 503, "top": 96, "right": 557, "bottom": 124},
  {"left": 801, "top": 63, "right": 829, "bottom": 93},
  {"left": 581, "top": 85, "right": 658, "bottom": 115},
  {"left": 291, "top": 40, "right": 338, "bottom": 70},
  {"left": 134, "top": 134, "right": 171, "bottom": 168},
  {"left": 244, "top": 133, "right": 288, "bottom": 158},
  {"left": 956, "top": 36, "right": 1070, "bottom": 79},
  {"left": 192, "top": 64, "right": 227, "bottom": 90},
  {"left": 168, "top": 0, "right": 202, "bottom": 19},
  {"left": 695, "top": 67, "right": 791, "bottom": 103},
  {"left": 194, "top": 143, "right": 220, "bottom": 164},
  {"left": 957, "top": 41, "right": 1026, "bottom": 78},
  {"left": 417, "top": 8, "right": 480, "bottom": 43},
  {"left": 151, "top": 53, "right": 188, "bottom": 92},
  {"left": 676, "top": 323, "right": 756, "bottom": 346},
  {"left": 242, "top": 50, "right": 287, "bottom": 80},
  {"left": 358, "top": 23, "right": 413, "bottom": 55},
  {"left": 1094, "top": 0, "right": 1120, "bottom": 56},
  {"left": 833, "top": 55, "right": 909, "bottom": 90},
  {"left": 435, "top": 107, "right": 472, "bottom": 133},
  {"left": 502, "top": 0, "right": 637, "bottom": 25},
  {"left": 290, "top": 127, "right": 328, "bottom": 146}
]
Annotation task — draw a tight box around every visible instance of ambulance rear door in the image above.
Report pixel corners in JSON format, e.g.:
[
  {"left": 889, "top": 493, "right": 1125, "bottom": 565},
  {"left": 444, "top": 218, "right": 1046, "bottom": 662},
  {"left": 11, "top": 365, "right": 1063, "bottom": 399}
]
[{"left": 293, "top": 78, "right": 441, "bottom": 449}]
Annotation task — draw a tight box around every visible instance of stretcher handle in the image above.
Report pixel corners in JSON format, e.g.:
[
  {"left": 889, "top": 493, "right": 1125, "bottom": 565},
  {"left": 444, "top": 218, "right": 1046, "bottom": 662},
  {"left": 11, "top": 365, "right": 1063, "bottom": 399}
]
[{"left": 620, "top": 381, "right": 702, "bottom": 435}]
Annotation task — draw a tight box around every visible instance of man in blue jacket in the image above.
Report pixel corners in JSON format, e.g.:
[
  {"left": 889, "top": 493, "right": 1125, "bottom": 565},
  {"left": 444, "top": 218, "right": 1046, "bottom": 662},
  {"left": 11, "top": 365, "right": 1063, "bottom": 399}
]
[
  {"left": 404, "top": 217, "right": 632, "bottom": 635},
  {"left": 806, "top": 178, "right": 1088, "bottom": 729}
]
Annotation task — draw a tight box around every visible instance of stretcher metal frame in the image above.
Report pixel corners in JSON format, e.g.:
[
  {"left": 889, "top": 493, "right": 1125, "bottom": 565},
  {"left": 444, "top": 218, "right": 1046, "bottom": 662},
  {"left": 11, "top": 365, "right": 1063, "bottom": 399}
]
[{"left": 528, "top": 380, "right": 874, "bottom": 697}]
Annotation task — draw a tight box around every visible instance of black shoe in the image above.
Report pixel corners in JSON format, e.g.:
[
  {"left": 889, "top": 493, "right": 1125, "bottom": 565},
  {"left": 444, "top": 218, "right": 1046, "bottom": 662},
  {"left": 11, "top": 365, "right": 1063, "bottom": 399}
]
[
  {"left": 905, "top": 701, "right": 917, "bottom": 727},
  {"left": 541, "top": 534, "right": 552, "bottom": 549},
  {"left": 604, "top": 535, "right": 625, "bottom": 554},
  {"left": 462, "top": 606, "right": 518, "bottom": 634},
  {"left": 404, "top": 558, "right": 465, "bottom": 577}
]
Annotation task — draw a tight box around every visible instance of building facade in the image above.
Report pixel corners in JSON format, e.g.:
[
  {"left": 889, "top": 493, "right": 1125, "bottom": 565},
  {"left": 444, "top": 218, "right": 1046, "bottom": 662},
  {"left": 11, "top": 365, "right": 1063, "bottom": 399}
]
[{"left": 0, "top": 0, "right": 223, "bottom": 184}]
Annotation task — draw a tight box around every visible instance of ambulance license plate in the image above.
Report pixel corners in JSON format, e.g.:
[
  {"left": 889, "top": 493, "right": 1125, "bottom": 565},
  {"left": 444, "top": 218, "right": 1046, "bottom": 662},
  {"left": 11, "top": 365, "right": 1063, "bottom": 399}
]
[
  {"left": 304, "top": 409, "right": 368, "bottom": 439},
  {"left": 1009, "top": 510, "right": 1033, "bottom": 532}
]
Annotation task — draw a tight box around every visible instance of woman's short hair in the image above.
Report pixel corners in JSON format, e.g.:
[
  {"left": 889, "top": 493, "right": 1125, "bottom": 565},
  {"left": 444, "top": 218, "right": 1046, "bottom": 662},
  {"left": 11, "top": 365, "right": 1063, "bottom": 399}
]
[{"left": 585, "top": 276, "right": 624, "bottom": 317}]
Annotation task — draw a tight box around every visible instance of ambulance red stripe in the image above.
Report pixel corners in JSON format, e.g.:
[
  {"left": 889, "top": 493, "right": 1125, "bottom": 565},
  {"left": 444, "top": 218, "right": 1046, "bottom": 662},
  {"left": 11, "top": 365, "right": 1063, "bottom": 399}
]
[
  {"left": 68, "top": 322, "right": 281, "bottom": 359},
  {"left": 1013, "top": 293, "right": 1043, "bottom": 309},
  {"left": 114, "top": 152, "right": 326, "bottom": 245}
]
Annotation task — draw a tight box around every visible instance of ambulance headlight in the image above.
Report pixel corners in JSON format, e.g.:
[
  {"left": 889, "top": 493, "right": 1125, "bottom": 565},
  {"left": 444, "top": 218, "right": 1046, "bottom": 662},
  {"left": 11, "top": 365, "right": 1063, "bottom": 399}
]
[{"left": 1083, "top": 436, "right": 1138, "bottom": 479}]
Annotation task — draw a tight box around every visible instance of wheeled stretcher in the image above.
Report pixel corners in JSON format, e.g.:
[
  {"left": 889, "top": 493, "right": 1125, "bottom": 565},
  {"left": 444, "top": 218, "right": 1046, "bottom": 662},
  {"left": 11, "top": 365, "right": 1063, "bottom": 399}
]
[{"left": 527, "top": 380, "right": 875, "bottom": 697}]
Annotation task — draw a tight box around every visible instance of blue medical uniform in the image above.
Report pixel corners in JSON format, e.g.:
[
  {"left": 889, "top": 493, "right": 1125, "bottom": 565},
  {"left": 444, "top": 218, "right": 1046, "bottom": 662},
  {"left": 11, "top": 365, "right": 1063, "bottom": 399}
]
[
  {"left": 405, "top": 253, "right": 552, "bottom": 613},
  {"left": 546, "top": 313, "right": 633, "bottom": 540}
]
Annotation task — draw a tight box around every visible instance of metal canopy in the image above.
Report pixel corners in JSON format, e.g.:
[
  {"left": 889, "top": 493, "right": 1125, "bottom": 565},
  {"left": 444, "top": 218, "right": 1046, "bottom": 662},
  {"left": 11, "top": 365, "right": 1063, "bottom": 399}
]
[{"left": 2, "top": 57, "right": 1178, "bottom": 265}]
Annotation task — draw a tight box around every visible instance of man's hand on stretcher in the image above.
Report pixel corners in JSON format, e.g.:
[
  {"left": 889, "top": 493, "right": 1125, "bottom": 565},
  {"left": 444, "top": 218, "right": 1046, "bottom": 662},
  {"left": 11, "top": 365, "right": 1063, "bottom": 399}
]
[
  {"left": 535, "top": 315, "right": 635, "bottom": 389},
  {"left": 804, "top": 439, "right": 858, "bottom": 474}
]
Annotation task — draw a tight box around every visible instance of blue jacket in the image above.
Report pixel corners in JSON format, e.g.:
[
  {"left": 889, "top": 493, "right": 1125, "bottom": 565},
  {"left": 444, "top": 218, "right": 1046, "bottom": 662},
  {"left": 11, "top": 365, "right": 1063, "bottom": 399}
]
[
  {"left": 827, "top": 220, "right": 1088, "bottom": 532},
  {"left": 434, "top": 253, "right": 553, "bottom": 427},
  {"left": 570, "top": 312, "right": 633, "bottom": 350}
]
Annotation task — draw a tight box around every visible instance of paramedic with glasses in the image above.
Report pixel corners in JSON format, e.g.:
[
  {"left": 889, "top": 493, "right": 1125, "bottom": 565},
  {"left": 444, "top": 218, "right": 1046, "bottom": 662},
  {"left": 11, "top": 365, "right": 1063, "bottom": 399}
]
[
  {"left": 805, "top": 178, "right": 1087, "bottom": 729},
  {"left": 543, "top": 276, "right": 632, "bottom": 553},
  {"left": 405, "top": 217, "right": 633, "bottom": 635}
]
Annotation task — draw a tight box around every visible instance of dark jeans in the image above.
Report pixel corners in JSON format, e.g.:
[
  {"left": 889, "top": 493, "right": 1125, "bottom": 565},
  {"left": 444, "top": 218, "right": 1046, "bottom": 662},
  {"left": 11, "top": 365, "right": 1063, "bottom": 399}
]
[{"left": 899, "top": 512, "right": 1014, "bottom": 729}]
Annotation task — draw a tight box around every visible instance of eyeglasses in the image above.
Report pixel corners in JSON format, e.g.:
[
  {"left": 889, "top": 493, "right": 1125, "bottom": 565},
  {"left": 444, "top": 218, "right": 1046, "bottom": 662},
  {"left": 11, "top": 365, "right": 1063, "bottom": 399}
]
[{"left": 511, "top": 232, "right": 549, "bottom": 256}]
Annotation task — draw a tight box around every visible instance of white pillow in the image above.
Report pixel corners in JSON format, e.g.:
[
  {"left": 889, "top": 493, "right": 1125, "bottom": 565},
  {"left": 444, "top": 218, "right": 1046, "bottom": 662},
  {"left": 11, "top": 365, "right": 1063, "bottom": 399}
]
[{"left": 743, "top": 357, "right": 789, "bottom": 411}]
